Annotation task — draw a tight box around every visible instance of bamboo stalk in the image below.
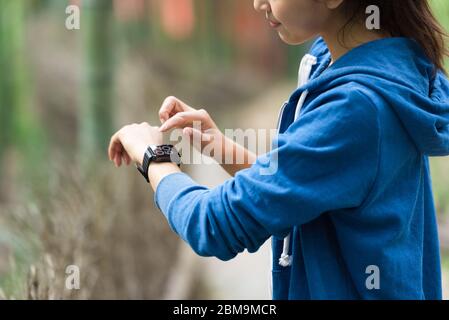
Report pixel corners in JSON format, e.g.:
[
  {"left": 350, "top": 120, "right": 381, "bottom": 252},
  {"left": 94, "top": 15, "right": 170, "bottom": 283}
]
[
  {"left": 80, "top": 0, "right": 115, "bottom": 168},
  {"left": 0, "top": 0, "right": 47, "bottom": 192}
]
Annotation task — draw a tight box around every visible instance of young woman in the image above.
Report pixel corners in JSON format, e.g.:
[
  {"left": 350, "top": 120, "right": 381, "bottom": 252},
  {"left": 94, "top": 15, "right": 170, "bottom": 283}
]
[{"left": 108, "top": 0, "right": 449, "bottom": 299}]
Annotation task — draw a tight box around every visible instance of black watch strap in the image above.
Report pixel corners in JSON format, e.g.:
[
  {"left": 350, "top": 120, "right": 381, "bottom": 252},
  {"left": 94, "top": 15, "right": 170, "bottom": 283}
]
[
  {"left": 136, "top": 145, "right": 181, "bottom": 183},
  {"left": 136, "top": 147, "right": 154, "bottom": 183}
]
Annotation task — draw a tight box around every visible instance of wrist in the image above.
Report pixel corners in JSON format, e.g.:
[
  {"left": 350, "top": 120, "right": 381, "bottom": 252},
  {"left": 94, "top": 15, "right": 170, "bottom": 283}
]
[
  {"left": 136, "top": 144, "right": 181, "bottom": 184},
  {"left": 148, "top": 162, "right": 181, "bottom": 191},
  {"left": 148, "top": 161, "right": 180, "bottom": 175}
]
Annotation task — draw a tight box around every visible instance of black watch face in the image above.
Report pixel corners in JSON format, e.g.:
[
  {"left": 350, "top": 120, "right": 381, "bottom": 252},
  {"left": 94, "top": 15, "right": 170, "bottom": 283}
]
[
  {"left": 151, "top": 145, "right": 181, "bottom": 164},
  {"left": 154, "top": 145, "right": 172, "bottom": 156}
]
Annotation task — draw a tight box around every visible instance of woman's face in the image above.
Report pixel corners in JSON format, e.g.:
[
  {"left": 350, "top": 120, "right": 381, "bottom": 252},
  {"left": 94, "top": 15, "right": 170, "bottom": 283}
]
[{"left": 253, "top": 0, "right": 344, "bottom": 45}]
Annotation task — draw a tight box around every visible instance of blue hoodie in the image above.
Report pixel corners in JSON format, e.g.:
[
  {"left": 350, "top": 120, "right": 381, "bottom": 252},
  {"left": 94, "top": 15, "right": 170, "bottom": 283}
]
[{"left": 154, "top": 37, "right": 449, "bottom": 299}]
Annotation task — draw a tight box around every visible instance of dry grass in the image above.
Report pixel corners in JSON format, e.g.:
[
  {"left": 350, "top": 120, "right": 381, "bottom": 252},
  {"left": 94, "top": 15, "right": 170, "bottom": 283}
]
[
  {"left": 0, "top": 157, "right": 199, "bottom": 299},
  {"left": 0, "top": 16, "right": 262, "bottom": 300}
]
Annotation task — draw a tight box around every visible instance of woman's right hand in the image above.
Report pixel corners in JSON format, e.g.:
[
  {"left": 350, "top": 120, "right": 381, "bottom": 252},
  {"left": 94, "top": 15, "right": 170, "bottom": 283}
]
[
  {"left": 158, "top": 96, "right": 225, "bottom": 159},
  {"left": 158, "top": 96, "right": 257, "bottom": 176}
]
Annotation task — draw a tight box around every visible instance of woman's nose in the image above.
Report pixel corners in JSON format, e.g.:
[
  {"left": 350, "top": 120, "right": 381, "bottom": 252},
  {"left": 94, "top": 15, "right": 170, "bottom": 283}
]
[{"left": 253, "top": 0, "right": 270, "bottom": 13}]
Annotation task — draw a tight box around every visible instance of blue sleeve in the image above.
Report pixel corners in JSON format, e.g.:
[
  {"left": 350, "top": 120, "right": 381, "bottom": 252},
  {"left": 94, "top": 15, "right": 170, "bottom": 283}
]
[{"left": 155, "top": 88, "right": 380, "bottom": 261}]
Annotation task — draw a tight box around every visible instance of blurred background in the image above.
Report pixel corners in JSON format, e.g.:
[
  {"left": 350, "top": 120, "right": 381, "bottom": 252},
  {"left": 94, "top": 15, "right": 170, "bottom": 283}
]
[{"left": 0, "top": 0, "right": 448, "bottom": 299}]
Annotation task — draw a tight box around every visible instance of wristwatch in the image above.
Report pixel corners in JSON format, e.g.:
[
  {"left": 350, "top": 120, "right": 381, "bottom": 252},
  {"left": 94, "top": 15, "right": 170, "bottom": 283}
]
[{"left": 136, "top": 144, "right": 181, "bottom": 183}]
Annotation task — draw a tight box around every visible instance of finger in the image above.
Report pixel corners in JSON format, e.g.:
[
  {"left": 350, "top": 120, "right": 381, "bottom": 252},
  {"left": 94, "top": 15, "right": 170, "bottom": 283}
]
[
  {"left": 123, "top": 151, "right": 131, "bottom": 166},
  {"left": 110, "top": 144, "right": 118, "bottom": 164},
  {"left": 110, "top": 140, "right": 123, "bottom": 164},
  {"left": 114, "top": 150, "right": 122, "bottom": 167},
  {"left": 183, "top": 127, "right": 194, "bottom": 145},
  {"left": 116, "top": 152, "right": 122, "bottom": 167},
  {"left": 113, "top": 153, "right": 119, "bottom": 167},
  {"left": 108, "top": 130, "right": 122, "bottom": 161},
  {"left": 184, "top": 127, "right": 212, "bottom": 143},
  {"left": 112, "top": 141, "right": 124, "bottom": 166},
  {"left": 159, "top": 110, "right": 207, "bottom": 132},
  {"left": 108, "top": 140, "right": 115, "bottom": 161},
  {"left": 159, "top": 97, "right": 179, "bottom": 124},
  {"left": 116, "top": 150, "right": 123, "bottom": 167},
  {"left": 183, "top": 127, "right": 193, "bottom": 137},
  {"left": 159, "top": 96, "right": 195, "bottom": 124}
]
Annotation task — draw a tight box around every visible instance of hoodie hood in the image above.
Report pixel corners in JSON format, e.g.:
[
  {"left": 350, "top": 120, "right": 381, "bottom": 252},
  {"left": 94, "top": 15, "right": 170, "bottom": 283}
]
[{"left": 290, "top": 37, "right": 449, "bottom": 156}]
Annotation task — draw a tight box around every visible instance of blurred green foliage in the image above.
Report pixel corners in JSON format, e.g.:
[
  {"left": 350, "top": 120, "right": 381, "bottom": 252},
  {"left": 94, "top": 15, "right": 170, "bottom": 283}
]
[
  {"left": 0, "top": 0, "right": 48, "bottom": 196},
  {"left": 430, "top": 0, "right": 449, "bottom": 216},
  {"left": 432, "top": 0, "right": 449, "bottom": 71}
]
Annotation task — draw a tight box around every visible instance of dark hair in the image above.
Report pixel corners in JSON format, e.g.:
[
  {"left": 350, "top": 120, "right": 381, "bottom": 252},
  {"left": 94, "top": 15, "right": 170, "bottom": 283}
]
[{"left": 341, "top": 0, "right": 449, "bottom": 74}]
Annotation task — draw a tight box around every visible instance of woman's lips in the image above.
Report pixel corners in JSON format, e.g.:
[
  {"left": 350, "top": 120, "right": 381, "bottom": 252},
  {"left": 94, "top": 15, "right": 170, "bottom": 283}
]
[
  {"left": 265, "top": 12, "right": 281, "bottom": 28},
  {"left": 267, "top": 15, "right": 281, "bottom": 28},
  {"left": 268, "top": 20, "right": 281, "bottom": 28}
]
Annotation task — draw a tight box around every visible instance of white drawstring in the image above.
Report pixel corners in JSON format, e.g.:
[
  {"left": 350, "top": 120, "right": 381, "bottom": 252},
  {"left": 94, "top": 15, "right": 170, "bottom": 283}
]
[
  {"left": 278, "top": 233, "right": 292, "bottom": 267},
  {"left": 278, "top": 54, "right": 317, "bottom": 268},
  {"left": 297, "top": 54, "right": 317, "bottom": 88},
  {"left": 294, "top": 54, "right": 317, "bottom": 122},
  {"left": 294, "top": 89, "right": 310, "bottom": 122}
]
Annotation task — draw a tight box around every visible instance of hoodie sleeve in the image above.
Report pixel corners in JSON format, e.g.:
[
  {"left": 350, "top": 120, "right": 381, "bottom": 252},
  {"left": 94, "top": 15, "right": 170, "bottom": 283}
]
[{"left": 155, "top": 88, "right": 380, "bottom": 261}]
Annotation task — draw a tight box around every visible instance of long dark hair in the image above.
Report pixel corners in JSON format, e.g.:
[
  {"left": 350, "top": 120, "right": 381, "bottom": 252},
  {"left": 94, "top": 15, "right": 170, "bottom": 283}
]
[{"left": 342, "top": 0, "right": 449, "bottom": 74}]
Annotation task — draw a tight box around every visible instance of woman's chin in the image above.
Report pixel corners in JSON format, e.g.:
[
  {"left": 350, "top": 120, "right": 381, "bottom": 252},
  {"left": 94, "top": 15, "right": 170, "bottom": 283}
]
[{"left": 278, "top": 30, "right": 313, "bottom": 46}]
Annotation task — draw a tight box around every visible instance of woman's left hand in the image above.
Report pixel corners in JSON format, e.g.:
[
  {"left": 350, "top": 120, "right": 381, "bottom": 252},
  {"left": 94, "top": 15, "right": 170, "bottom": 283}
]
[{"left": 108, "top": 122, "right": 163, "bottom": 167}]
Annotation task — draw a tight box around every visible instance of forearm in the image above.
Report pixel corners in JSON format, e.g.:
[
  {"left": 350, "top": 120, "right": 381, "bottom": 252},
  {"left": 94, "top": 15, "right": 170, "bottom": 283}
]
[
  {"left": 154, "top": 167, "right": 270, "bottom": 260},
  {"left": 219, "top": 136, "right": 257, "bottom": 177}
]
